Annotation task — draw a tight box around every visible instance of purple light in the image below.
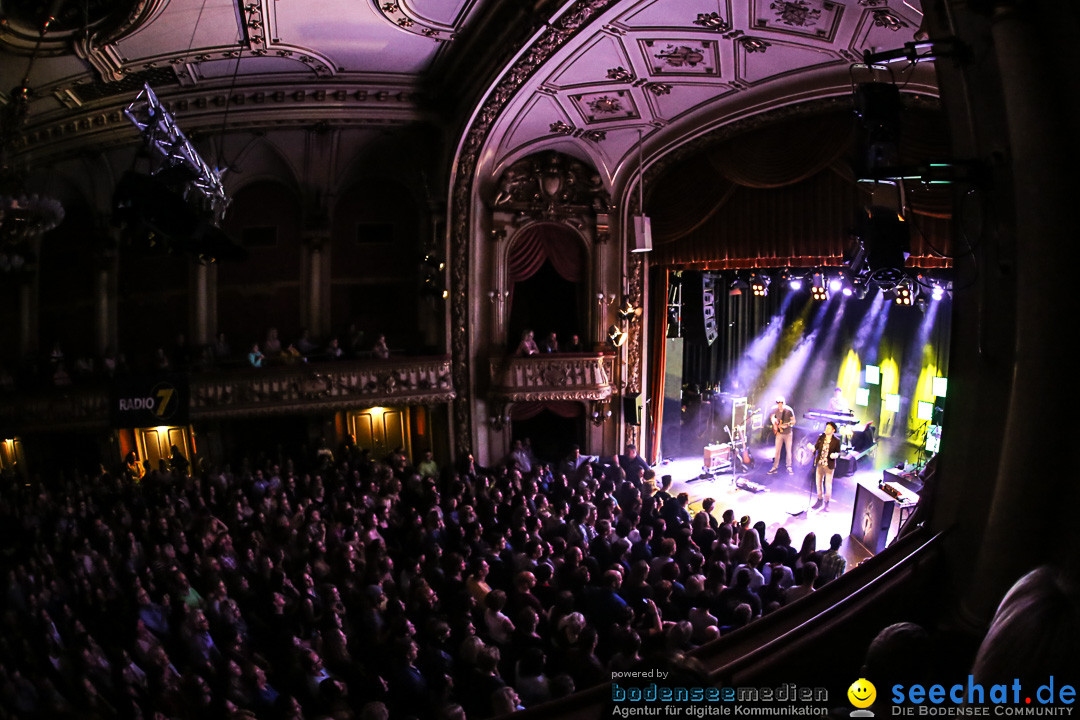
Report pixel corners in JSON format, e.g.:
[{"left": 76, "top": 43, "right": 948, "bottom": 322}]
[
  {"left": 931, "top": 284, "right": 944, "bottom": 300},
  {"left": 829, "top": 278, "right": 843, "bottom": 293},
  {"left": 842, "top": 286, "right": 854, "bottom": 297},
  {"left": 790, "top": 279, "right": 803, "bottom": 290}
]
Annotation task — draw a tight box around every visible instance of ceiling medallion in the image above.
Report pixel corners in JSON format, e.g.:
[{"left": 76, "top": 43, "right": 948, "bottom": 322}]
[
  {"left": 587, "top": 95, "right": 623, "bottom": 114},
  {"left": 644, "top": 82, "right": 672, "bottom": 96},
  {"left": 872, "top": 9, "right": 909, "bottom": 31},
  {"left": 739, "top": 37, "right": 772, "bottom": 53},
  {"left": 607, "top": 66, "right": 635, "bottom": 82},
  {"left": 770, "top": 1, "right": 822, "bottom": 27},
  {"left": 0, "top": 0, "right": 166, "bottom": 55},
  {"left": 693, "top": 12, "right": 731, "bottom": 32}
]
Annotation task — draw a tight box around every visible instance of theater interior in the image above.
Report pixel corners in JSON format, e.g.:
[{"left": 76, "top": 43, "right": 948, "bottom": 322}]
[{"left": 0, "top": 0, "right": 1077, "bottom": 717}]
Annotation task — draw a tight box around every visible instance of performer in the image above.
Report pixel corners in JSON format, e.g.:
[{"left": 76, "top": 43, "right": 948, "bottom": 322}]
[
  {"left": 827, "top": 386, "right": 848, "bottom": 413},
  {"left": 767, "top": 397, "right": 796, "bottom": 475},
  {"left": 812, "top": 422, "right": 842, "bottom": 511}
]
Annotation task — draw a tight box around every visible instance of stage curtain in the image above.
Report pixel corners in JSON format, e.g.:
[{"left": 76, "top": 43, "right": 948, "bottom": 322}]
[
  {"left": 645, "top": 267, "right": 668, "bottom": 466},
  {"left": 507, "top": 223, "right": 585, "bottom": 283},
  {"left": 706, "top": 113, "right": 853, "bottom": 189},
  {"left": 509, "top": 400, "right": 583, "bottom": 421},
  {"left": 646, "top": 108, "right": 954, "bottom": 269}
]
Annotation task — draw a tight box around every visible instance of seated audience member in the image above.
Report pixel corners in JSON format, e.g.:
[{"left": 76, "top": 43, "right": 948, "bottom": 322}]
[
  {"left": 515, "top": 329, "right": 539, "bottom": 356},
  {"left": 971, "top": 566, "right": 1080, "bottom": 686},
  {"left": 373, "top": 333, "right": 391, "bottom": 360}
]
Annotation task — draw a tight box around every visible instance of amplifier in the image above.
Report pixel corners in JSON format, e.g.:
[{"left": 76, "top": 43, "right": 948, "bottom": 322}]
[{"left": 704, "top": 444, "right": 731, "bottom": 469}]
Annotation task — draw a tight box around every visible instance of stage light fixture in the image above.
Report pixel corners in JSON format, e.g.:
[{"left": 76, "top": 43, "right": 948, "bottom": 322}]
[
  {"left": 811, "top": 273, "right": 828, "bottom": 301},
  {"left": 865, "top": 364, "right": 880, "bottom": 385},
  {"left": 894, "top": 281, "right": 916, "bottom": 306},
  {"left": 855, "top": 387, "right": 870, "bottom": 406},
  {"left": 729, "top": 273, "right": 748, "bottom": 295},
  {"left": 750, "top": 272, "right": 770, "bottom": 297},
  {"left": 884, "top": 393, "right": 901, "bottom": 413},
  {"left": 916, "top": 400, "right": 934, "bottom": 421},
  {"left": 931, "top": 283, "right": 944, "bottom": 301},
  {"left": 915, "top": 295, "right": 928, "bottom": 312},
  {"left": 932, "top": 376, "right": 948, "bottom": 397}
]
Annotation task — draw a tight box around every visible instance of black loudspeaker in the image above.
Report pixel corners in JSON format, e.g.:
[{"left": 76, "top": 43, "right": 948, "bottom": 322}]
[
  {"left": 623, "top": 394, "right": 641, "bottom": 426},
  {"left": 836, "top": 453, "right": 858, "bottom": 478},
  {"left": 681, "top": 271, "right": 719, "bottom": 346}
]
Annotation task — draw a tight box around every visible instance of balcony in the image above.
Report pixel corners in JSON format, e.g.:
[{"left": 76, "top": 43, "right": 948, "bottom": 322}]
[
  {"left": 0, "top": 357, "right": 456, "bottom": 431},
  {"left": 489, "top": 352, "right": 616, "bottom": 403}
]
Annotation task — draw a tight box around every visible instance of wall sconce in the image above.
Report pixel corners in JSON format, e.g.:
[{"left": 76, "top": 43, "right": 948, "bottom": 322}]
[
  {"left": 616, "top": 299, "right": 641, "bottom": 321},
  {"left": 489, "top": 402, "right": 511, "bottom": 431},
  {"left": 608, "top": 324, "right": 627, "bottom": 347},
  {"left": 590, "top": 400, "right": 612, "bottom": 426},
  {"left": 596, "top": 292, "right": 617, "bottom": 306},
  {"left": 488, "top": 290, "right": 509, "bottom": 304}
]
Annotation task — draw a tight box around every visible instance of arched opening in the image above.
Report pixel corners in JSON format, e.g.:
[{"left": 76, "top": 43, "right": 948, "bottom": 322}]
[
  {"left": 506, "top": 222, "right": 587, "bottom": 351},
  {"left": 509, "top": 401, "right": 584, "bottom": 465}
]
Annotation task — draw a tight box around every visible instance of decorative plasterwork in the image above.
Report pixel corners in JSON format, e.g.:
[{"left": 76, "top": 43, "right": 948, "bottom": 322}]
[
  {"left": 489, "top": 354, "right": 615, "bottom": 403},
  {"left": 753, "top": 0, "right": 843, "bottom": 41},
  {"left": 0, "top": 359, "right": 456, "bottom": 430},
  {"left": 0, "top": 0, "right": 168, "bottom": 55},
  {"left": 450, "top": 0, "right": 620, "bottom": 457},
  {"left": 490, "top": 150, "right": 611, "bottom": 213},
  {"left": 10, "top": 81, "right": 422, "bottom": 160},
  {"left": 644, "top": 40, "right": 721, "bottom": 76},
  {"left": 371, "top": 0, "right": 459, "bottom": 41}
]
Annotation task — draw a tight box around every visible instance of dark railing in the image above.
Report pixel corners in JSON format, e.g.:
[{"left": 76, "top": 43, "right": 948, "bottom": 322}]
[{"left": 0, "top": 357, "right": 456, "bottom": 430}]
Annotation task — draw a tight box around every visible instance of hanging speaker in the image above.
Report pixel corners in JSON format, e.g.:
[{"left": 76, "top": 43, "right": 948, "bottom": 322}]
[
  {"left": 623, "top": 393, "right": 641, "bottom": 426},
  {"left": 702, "top": 273, "right": 718, "bottom": 345},
  {"left": 631, "top": 216, "right": 653, "bottom": 253}
]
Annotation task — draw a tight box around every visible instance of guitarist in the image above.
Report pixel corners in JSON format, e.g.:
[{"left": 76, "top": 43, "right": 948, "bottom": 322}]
[{"left": 767, "top": 397, "right": 796, "bottom": 475}]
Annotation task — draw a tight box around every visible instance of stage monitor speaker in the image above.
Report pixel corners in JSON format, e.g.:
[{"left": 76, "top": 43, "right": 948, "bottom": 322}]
[
  {"left": 681, "top": 271, "right": 719, "bottom": 346},
  {"left": 623, "top": 394, "right": 641, "bottom": 426},
  {"left": 836, "top": 452, "right": 858, "bottom": 478}
]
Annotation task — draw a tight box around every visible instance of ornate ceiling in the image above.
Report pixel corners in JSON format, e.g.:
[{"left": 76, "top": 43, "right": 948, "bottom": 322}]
[
  {"left": 1, "top": 0, "right": 936, "bottom": 185},
  {"left": 478, "top": 0, "right": 936, "bottom": 201}
]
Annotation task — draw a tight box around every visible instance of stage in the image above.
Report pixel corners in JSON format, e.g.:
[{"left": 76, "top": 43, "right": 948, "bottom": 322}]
[{"left": 656, "top": 436, "right": 922, "bottom": 571}]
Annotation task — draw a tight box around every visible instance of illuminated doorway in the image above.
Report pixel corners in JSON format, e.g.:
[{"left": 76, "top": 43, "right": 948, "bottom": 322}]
[{"left": 348, "top": 407, "right": 411, "bottom": 462}]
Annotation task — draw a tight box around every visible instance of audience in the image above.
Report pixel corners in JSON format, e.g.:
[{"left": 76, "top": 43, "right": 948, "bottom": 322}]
[{"left": 0, "top": 434, "right": 854, "bottom": 720}]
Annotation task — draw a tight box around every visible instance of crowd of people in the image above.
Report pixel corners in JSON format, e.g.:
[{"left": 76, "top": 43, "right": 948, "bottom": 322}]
[
  {"left": 0, "top": 326, "right": 397, "bottom": 393},
  {"left": 0, "top": 438, "right": 846, "bottom": 720}
]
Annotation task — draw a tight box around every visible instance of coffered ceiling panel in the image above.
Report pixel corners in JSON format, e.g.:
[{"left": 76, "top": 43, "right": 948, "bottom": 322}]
[
  {"left": 548, "top": 35, "right": 634, "bottom": 89},
  {"left": 735, "top": 39, "right": 842, "bottom": 85}
]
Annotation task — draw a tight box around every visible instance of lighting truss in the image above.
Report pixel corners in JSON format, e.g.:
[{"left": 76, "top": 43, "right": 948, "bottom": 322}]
[{"left": 124, "top": 84, "right": 229, "bottom": 222}]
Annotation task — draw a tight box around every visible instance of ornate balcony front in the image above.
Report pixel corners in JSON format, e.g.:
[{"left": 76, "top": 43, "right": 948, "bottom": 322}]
[
  {"left": 489, "top": 353, "right": 616, "bottom": 403},
  {"left": 1, "top": 358, "right": 456, "bottom": 431}
]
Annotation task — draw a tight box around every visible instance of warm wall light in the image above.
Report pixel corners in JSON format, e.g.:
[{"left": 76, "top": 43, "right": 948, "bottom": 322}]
[
  {"left": 855, "top": 387, "right": 870, "bottom": 406},
  {"left": 608, "top": 325, "right": 627, "bottom": 347},
  {"left": 589, "top": 400, "right": 612, "bottom": 426},
  {"left": 616, "top": 299, "right": 640, "bottom": 321},
  {"left": 883, "top": 393, "right": 901, "bottom": 412},
  {"left": 932, "top": 376, "right": 948, "bottom": 397}
]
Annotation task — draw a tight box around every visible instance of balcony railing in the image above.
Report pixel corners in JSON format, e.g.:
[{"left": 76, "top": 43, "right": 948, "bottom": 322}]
[
  {"left": 489, "top": 352, "right": 616, "bottom": 403},
  {"left": 0, "top": 357, "right": 456, "bottom": 431}
]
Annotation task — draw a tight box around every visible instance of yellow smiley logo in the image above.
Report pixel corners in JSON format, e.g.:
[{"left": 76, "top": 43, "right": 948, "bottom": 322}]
[{"left": 848, "top": 678, "right": 876, "bottom": 709}]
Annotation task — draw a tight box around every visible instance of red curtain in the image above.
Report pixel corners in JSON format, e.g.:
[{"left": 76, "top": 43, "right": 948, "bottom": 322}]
[
  {"left": 508, "top": 223, "right": 585, "bottom": 284},
  {"left": 646, "top": 267, "right": 669, "bottom": 466},
  {"left": 509, "top": 400, "right": 584, "bottom": 421}
]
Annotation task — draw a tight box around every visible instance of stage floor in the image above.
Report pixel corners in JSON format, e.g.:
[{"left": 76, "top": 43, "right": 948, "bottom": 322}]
[{"left": 656, "top": 441, "right": 915, "bottom": 571}]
